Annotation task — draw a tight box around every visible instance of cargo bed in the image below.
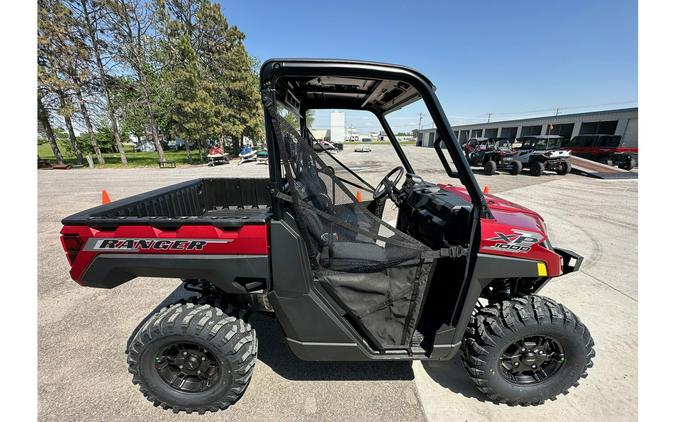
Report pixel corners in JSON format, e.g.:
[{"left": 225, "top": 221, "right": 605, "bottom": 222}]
[{"left": 62, "top": 178, "right": 272, "bottom": 229}]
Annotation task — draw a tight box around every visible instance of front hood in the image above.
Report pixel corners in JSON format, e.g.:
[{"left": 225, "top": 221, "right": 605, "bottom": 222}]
[
  {"left": 437, "top": 184, "right": 555, "bottom": 264},
  {"left": 438, "top": 184, "right": 545, "bottom": 231}
]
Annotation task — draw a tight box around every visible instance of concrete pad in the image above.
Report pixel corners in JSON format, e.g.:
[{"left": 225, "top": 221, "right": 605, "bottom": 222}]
[
  {"left": 38, "top": 146, "right": 636, "bottom": 420},
  {"left": 412, "top": 177, "right": 637, "bottom": 421}
]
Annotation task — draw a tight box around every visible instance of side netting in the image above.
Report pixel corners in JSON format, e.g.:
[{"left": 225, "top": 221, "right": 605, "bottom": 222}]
[{"left": 265, "top": 99, "right": 436, "bottom": 350}]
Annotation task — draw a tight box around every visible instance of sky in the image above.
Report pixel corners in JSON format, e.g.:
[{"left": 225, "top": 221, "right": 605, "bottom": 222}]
[{"left": 218, "top": 0, "right": 637, "bottom": 133}]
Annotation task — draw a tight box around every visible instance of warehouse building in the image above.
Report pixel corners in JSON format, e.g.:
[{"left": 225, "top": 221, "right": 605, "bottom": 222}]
[{"left": 417, "top": 107, "right": 638, "bottom": 148}]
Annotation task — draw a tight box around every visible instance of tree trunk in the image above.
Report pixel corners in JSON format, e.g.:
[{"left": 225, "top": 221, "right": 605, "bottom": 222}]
[
  {"left": 232, "top": 136, "right": 240, "bottom": 154},
  {"left": 186, "top": 139, "right": 192, "bottom": 163},
  {"left": 136, "top": 69, "right": 166, "bottom": 162},
  {"left": 59, "top": 92, "right": 83, "bottom": 165},
  {"left": 198, "top": 138, "right": 204, "bottom": 162},
  {"left": 79, "top": 0, "right": 127, "bottom": 165},
  {"left": 38, "top": 93, "right": 64, "bottom": 165},
  {"left": 75, "top": 87, "right": 104, "bottom": 164}
]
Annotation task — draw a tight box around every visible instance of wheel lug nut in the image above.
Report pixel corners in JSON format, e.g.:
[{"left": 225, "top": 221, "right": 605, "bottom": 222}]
[
  {"left": 514, "top": 362, "right": 519, "bottom": 366},
  {"left": 197, "top": 370, "right": 201, "bottom": 374},
  {"left": 201, "top": 357, "right": 205, "bottom": 360},
  {"left": 531, "top": 365, "right": 536, "bottom": 369},
  {"left": 179, "top": 365, "right": 183, "bottom": 369},
  {"left": 183, "top": 352, "right": 187, "bottom": 355},
  {"left": 521, "top": 348, "right": 526, "bottom": 352}
]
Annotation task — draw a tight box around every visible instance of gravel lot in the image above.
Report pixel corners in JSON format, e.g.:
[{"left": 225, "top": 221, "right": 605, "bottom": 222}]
[{"left": 38, "top": 145, "right": 637, "bottom": 421}]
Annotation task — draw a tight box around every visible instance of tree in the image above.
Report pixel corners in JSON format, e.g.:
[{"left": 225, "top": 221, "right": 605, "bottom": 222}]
[
  {"left": 103, "top": 0, "right": 166, "bottom": 162},
  {"left": 37, "top": 92, "right": 65, "bottom": 164},
  {"left": 70, "top": 0, "right": 128, "bottom": 164},
  {"left": 154, "top": 0, "right": 263, "bottom": 154},
  {"left": 38, "top": 0, "right": 84, "bottom": 165}
]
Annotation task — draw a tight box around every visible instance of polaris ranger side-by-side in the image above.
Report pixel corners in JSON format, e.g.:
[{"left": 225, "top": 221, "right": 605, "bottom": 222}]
[{"left": 60, "top": 59, "right": 594, "bottom": 413}]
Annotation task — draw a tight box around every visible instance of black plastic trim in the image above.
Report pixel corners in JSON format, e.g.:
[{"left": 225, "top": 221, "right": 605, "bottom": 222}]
[
  {"left": 554, "top": 247, "right": 584, "bottom": 274},
  {"left": 62, "top": 178, "right": 272, "bottom": 229},
  {"left": 80, "top": 254, "right": 269, "bottom": 293}
]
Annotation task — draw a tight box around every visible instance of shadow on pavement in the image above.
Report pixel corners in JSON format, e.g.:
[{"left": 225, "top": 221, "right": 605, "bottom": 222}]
[
  {"left": 128, "top": 285, "right": 415, "bottom": 382},
  {"left": 253, "top": 313, "right": 415, "bottom": 381},
  {"left": 420, "top": 359, "right": 487, "bottom": 402}
]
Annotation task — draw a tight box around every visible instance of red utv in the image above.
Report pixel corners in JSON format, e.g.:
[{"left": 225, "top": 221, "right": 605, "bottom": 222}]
[
  {"left": 60, "top": 59, "right": 594, "bottom": 413},
  {"left": 563, "top": 134, "right": 637, "bottom": 170}
]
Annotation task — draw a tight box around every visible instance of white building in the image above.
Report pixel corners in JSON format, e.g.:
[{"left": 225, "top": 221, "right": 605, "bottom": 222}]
[
  {"left": 417, "top": 107, "right": 638, "bottom": 148},
  {"left": 330, "top": 111, "right": 345, "bottom": 142}
]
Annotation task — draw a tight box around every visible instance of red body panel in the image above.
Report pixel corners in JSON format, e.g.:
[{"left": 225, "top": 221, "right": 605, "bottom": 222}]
[
  {"left": 60, "top": 224, "right": 269, "bottom": 284},
  {"left": 438, "top": 184, "right": 563, "bottom": 277}
]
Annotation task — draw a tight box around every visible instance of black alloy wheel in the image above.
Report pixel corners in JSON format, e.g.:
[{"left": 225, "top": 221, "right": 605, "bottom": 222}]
[
  {"left": 499, "top": 335, "right": 565, "bottom": 385},
  {"left": 154, "top": 341, "right": 226, "bottom": 393}
]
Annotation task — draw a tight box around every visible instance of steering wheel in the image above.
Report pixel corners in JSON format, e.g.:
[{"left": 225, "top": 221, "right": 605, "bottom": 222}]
[{"left": 373, "top": 166, "right": 405, "bottom": 202}]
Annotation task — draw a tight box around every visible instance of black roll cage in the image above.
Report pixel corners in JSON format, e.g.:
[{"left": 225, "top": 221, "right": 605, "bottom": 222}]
[{"left": 259, "top": 58, "right": 490, "bottom": 219}]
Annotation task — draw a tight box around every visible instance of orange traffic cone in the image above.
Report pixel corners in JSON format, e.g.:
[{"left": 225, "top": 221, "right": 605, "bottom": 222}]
[
  {"left": 356, "top": 191, "right": 362, "bottom": 202},
  {"left": 483, "top": 185, "right": 489, "bottom": 194},
  {"left": 102, "top": 190, "right": 111, "bottom": 205}
]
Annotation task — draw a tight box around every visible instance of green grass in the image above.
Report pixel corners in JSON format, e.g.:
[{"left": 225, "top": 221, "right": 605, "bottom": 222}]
[
  {"left": 37, "top": 142, "right": 213, "bottom": 168},
  {"left": 37, "top": 139, "right": 419, "bottom": 168}
]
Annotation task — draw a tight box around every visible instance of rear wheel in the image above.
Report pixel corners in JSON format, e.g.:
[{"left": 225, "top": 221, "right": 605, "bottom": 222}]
[
  {"left": 127, "top": 302, "right": 257, "bottom": 414},
  {"left": 509, "top": 160, "right": 523, "bottom": 175},
  {"left": 620, "top": 158, "right": 635, "bottom": 170},
  {"left": 556, "top": 161, "right": 572, "bottom": 175},
  {"left": 530, "top": 161, "right": 545, "bottom": 176},
  {"left": 484, "top": 160, "right": 497, "bottom": 175},
  {"left": 461, "top": 295, "right": 595, "bottom": 406}
]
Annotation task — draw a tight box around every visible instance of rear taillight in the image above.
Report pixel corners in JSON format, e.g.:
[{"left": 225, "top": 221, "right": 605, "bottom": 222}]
[{"left": 61, "top": 234, "right": 83, "bottom": 265}]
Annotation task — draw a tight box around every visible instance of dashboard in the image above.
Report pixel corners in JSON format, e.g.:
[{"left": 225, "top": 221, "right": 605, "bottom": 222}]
[{"left": 396, "top": 178, "right": 473, "bottom": 249}]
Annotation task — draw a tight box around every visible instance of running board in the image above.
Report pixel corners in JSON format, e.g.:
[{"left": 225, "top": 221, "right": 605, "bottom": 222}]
[{"left": 285, "top": 338, "right": 459, "bottom": 361}]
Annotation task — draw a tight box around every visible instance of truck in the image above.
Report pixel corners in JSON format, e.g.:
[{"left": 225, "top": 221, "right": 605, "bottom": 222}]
[{"left": 60, "top": 59, "right": 594, "bottom": 413}]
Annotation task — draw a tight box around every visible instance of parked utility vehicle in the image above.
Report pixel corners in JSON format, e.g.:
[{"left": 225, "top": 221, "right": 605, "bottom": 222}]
[
  {"left": 563, "top": 134, "right": 637, "bottom": 170},
  {"left": 513, "top": 135, "right": 572, "bottom": 176},
  {"left": 464, "top": 137, "right": 521, "bottom": 175},
  {"left": 60, "top": 59, "right": 594, "bottom": 413}
]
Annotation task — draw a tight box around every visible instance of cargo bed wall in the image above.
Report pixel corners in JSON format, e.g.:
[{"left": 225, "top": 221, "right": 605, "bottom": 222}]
[{"left": 62, "top": 178, "right": 272, "bottom": 228}]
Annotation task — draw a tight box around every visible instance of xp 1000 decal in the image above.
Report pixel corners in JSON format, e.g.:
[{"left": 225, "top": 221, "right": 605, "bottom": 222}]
[{"left": 485, "top": 230, "right": 543, "bottom": 253}]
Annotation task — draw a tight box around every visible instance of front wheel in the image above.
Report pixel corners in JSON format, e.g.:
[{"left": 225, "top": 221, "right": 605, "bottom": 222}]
[
  {"left": 461, "top": 295, "right": 595, "bottom": 406},
  {"left": 127, "top": 302, "right": 257, "bottom": 414},
  {"left": 556, "top": 161, "right": 572, "bottom": 175}
]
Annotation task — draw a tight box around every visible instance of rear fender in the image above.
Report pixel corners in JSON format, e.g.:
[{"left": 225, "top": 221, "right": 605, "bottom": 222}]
[
  {"left": 60, "top": 224, "right": 270, "bottom": 293},
  {"left": 79, "top": 253, "right": 269, "bottom": 293}
]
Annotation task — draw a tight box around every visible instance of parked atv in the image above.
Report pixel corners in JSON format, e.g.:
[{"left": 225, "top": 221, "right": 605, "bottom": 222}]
[
  {"left": 464, "top": 137, "right": 522, "bottom": 175},
  {"left": 60, "top": 59, "right": 594, "bottom": 413},
  {"left": 513, "top": 135, "right": 572, "bottom": 176}
]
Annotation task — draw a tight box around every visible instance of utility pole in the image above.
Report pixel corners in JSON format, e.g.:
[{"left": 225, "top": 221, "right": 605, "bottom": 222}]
[
  {"left": 487, "top": 113, "right": 492, "bottom": 123},
  {"left": 417, "top": 113, "right": 423, "bottom": 131},
  {"left": 555, "top": 108, "right": 559, "bottom": 116}
]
